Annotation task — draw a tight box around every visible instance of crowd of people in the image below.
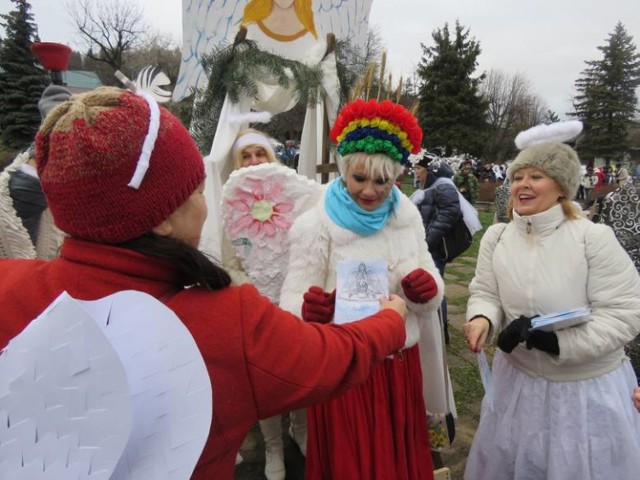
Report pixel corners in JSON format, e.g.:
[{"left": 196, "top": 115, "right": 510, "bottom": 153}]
[{"left": 1, "top": 80, "right": 640, "bottom": 480}]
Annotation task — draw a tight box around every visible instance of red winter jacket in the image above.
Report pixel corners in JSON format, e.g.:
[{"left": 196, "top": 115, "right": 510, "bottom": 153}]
[{"left": 0, "top": 238, "right": 405, "bottom": 479}]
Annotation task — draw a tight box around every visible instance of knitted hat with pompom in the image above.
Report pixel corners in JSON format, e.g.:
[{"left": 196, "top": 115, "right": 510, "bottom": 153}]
[{"left": 35, "top": 86, "right": 204, "bottom": 243}]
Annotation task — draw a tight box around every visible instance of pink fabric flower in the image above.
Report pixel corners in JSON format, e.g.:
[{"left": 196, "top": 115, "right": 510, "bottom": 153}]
[
  {"left": 222, "top": 163, "right": 323, "bottom": 303},
  {"left": 226, "top": 175, "right": 294, "bottom": 241}
]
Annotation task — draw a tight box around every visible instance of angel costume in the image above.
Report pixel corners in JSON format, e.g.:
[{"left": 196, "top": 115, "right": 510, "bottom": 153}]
[{"left": 280, "top": 185, "right": 444, "bottom": 480}]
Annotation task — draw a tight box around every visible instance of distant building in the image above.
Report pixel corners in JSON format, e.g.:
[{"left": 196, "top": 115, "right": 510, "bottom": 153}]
[{"left": 63, "top": 70, "right": 102, "bottom": 94}]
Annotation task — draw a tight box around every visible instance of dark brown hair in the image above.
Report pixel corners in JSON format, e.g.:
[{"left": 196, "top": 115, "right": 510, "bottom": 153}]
[{"left": 117, "top": 233, "right": 231, "bottom": 290}]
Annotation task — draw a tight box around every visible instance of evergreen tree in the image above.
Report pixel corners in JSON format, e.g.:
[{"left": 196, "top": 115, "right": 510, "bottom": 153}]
[
  {"left": 572, "top": 22, "right": 640, "bottom": 163},
  {"left": 416, "top": 21, "right": 488, "bottom": 156},
  {"left": 0, "top": 0, "right": 48, "bottom": 150},
  {"left": 544, "top": 109, "right": 561, "bottom": 124}
]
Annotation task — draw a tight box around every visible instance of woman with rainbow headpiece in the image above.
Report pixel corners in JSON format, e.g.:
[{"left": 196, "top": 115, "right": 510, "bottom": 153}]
[{"left": 280, "top": 98, "right": 444, "bottom": 479}]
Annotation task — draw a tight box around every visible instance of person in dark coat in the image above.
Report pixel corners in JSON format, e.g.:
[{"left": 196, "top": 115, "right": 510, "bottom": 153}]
[
  {"left": 411, "top": 155, "right": 461, "bottom": 344},
  {"left": 454, "top": 162, "right": 479, "bottom": 204}
]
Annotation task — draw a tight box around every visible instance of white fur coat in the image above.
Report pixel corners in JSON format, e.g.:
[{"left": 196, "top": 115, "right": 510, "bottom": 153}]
[
  {"left": 279, "top": 189, "right": 444, "bottom": 349},
  {"left": 0, "top": 152, "right": 63, "bottom": 260}
]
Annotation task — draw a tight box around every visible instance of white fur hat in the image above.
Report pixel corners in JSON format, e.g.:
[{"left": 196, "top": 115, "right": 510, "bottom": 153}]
[{"left": 507, "top": 121, "right": 583, "bottom": 199}]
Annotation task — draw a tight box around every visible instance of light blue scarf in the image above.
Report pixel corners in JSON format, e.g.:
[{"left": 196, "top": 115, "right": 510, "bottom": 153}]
[{"left": 325, "top": 177, "right": 399, "bottom": 236}]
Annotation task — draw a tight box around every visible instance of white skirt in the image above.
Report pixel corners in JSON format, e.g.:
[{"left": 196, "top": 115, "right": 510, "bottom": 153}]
[{"left": 464, "top": 351, "right": 640, "bottom": 480}]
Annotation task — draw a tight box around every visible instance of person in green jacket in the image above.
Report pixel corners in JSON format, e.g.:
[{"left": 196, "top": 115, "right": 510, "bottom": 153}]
[{"left": 454, "top": 162, "right": 479, "bottom": 205}]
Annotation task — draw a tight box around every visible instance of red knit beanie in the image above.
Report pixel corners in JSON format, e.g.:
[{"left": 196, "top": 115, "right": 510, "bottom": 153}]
[{"left": 35, "top": 87, "right": 205, "bottom": 243}]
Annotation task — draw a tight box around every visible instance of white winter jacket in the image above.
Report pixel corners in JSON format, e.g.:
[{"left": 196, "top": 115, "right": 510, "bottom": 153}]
[
  {"left": 280, "top": 189, "right": 444, "bottom": 349},
  {"left": 467, "top": 203, "right": 640, "bottom": 381}
]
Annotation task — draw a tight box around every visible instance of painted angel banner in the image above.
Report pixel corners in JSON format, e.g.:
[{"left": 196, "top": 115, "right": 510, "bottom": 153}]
[
  {"left": 181, "top": 0, "right": 374, "bottom": 258},
  {"left": 175, "top": 0, "right": 374, "bottom": 102}
]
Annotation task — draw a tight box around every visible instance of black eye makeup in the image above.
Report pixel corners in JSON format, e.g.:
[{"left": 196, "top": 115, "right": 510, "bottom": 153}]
[
  {"left": 352, "top": 173, "right": 367, "bottom": 182},
  {"left": 375, "top": 177, "right": 388, "bottom": 185}
]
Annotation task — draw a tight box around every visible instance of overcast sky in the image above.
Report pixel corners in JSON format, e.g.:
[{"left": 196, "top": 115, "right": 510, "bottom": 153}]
[{"left": 2, "top": 0, "right": 639, "bottom": 118}]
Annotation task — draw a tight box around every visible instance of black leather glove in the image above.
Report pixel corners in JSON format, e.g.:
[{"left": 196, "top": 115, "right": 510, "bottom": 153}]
[
  {"left": 526, "top": 330, "right": 560, "bottom": 355},
  {"left": 497, "top": 315, "right": 532, "bottom": 353}
]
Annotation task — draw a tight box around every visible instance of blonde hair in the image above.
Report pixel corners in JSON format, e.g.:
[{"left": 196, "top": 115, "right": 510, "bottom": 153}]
[
  {"left": 338, "top": 152, "right": 403, "bottom": 183},
  {"left": 242, "top": 0, "right": 317, "bottom": 38},
  {"left": 232, "top": 128, "right": 278, "bottom": 170}
]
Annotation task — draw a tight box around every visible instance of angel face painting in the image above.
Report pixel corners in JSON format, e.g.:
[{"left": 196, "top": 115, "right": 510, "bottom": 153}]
[
  {"left": 275, "top": 0, "right": 295, "bottom": 8},
  {"left": 242, "top": 0, "right": 318, "bottom": 40}
]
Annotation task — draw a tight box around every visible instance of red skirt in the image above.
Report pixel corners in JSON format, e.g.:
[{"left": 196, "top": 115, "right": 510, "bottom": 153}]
[{"left": 305, "top": 345, "right": 433, "bottom": 480}]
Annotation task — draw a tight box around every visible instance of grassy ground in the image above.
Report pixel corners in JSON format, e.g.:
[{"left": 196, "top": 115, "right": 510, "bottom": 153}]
[
  {"left": 396, "top": 178, "right": 497, "bottom": 477},
  {"left": 400, "top": 178, "right": 495, "bottom": 433},
  {"left": 439, "top": 209, "right": 495, "bottom": 478}
]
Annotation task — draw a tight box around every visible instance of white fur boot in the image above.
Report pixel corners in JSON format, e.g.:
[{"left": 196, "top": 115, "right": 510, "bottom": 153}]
[
  {"left": 288, "top": 409, "right": 307, "bottom": 457},
  {"left": 259, "top": 415, "right": 285, "bottom": 480}
]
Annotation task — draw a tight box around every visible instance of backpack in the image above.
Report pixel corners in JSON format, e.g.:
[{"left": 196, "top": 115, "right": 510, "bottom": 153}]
[{"left": 438, "top": 215, "right": 473, "bottom": 263}]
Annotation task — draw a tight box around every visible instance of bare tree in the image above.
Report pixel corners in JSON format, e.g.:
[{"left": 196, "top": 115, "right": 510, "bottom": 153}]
[
  {"left": 122, "top": 33, "right": 180, "bottom": 81},
  {"left": 359, "top": 24, "right": 384, "bottom": 69},
  {"left": 67, "top": 50, "right": 84, "bottom": 70},
  {"left": 482, "top": 69, "right": 547, "bottom": 161},
  {"left": 67, "top": 0, "right": 147, "bottom": 83},
  {"left": 122, "top": 34, "right": 193, "bottom": 125},
  {"left": 336, "top": 25, "right": 385, "bottom": 101}
]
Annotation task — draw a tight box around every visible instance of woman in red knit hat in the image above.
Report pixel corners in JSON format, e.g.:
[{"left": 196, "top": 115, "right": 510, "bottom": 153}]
[{"left": 0, "top": 87, "right": 409, "bottom": 479}]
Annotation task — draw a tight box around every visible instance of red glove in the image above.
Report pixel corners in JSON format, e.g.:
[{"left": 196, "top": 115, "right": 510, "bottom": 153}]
[
  {"left": 401, "top": 268, "right": 438, "bottom": 303},
  {"left": 301, "top": 286, "right": 336, "bottom": 323}
]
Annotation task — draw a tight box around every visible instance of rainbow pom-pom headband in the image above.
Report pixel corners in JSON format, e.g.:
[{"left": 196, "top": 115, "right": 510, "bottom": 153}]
[{"left": 330, "top": 99, "right": 423, "bottom": 164}]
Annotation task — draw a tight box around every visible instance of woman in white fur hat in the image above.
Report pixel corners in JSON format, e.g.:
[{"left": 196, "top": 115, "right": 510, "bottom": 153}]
[{"left": 462, "top": 121, "right": 640, "bottom": 479}]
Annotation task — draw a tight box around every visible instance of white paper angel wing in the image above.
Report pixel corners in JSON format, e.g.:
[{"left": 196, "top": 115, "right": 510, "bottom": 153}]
[
  {"left": 174, "top": 0, "right": 249, "bottom": 101},
  {"left": 82, "top": 291, "right": 213, "bottom": 480},
  {"left": 0, "top": 290, "right": 213, "bottom": 480},
  {"left": 0, "top": 292, "right": 133, "bottom": 479},
  {"left": 314, "top": 0, "right": 374, "bottom": 52}
]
